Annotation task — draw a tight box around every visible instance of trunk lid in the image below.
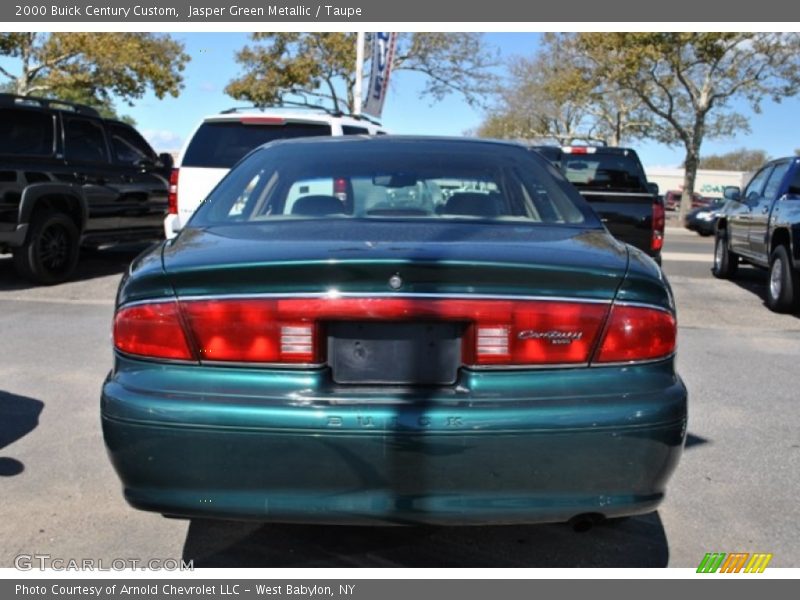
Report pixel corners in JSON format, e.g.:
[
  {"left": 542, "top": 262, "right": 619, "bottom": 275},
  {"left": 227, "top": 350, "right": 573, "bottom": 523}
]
[{"left": 162, "top": 221, "right": 628, "bottom": 300}]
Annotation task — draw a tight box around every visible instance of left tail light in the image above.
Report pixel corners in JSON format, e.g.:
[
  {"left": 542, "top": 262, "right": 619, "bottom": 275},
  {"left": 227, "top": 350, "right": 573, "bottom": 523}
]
[
  {"left": 113, "top": 302, "right": 193, "bottom": 360},
  {"left": 652, "top": 200, "right": 665, "bottom": 252}
]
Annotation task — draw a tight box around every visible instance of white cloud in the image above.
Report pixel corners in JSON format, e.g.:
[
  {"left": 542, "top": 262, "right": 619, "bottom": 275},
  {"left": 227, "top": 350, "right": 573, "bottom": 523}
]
[{"left": 141, "top": 129, "right": 183, "bottom": 152}]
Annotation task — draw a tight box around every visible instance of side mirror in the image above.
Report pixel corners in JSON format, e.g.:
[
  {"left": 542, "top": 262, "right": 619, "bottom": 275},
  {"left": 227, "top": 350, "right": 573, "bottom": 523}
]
[
  {"left": 158, "top": 152, "right": 175, "bottom": 170},
  {"left": 646, "top": 182, "right": 659, "bottom": 197},
  {"left": 723, "top": 186, "right": 741, "bottom": 201}
]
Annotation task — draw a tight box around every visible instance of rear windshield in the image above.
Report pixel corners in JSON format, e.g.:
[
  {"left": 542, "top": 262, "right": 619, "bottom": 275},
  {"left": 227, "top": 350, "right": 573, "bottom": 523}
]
[
  {"left": 0, "top": 108, "right": 54, "bottom": 156},
  {"left": 182, "top": 121, "right": 332, "bottom": 168},
  {"left": 189, "top": 141, "right": 598, "bottom": 228},
  {"left": 561, "top": 152, "right": 647, "bottom": 192}
]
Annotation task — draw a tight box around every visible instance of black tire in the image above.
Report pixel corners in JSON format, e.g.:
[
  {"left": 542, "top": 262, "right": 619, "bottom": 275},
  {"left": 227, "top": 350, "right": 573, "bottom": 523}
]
[
  {"left": 712, "top": 230, "right": 738, "bottom": 279},
  {"left": 766, "top": 245, "right": 800, "bottom": 313},
  {"left": 12, "top": 210, "right": 80, "bottom": 285}
]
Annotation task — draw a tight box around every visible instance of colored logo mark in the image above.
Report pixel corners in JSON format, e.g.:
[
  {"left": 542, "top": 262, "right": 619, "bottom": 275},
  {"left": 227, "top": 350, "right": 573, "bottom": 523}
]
[{"left": 697, "top": 552, "right": 773, "bottom": 573}]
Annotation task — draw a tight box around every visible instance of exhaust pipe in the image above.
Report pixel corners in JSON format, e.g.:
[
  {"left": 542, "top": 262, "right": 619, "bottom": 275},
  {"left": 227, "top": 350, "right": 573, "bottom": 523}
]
[{"left": 569, "top": 513, "right": 605, "bottom": 532}]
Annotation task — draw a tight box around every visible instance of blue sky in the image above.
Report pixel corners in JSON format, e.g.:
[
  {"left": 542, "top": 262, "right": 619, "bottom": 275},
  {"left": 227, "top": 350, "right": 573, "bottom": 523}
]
[{"left": 2, "top": 32, "right": 798, "bottom": 167}]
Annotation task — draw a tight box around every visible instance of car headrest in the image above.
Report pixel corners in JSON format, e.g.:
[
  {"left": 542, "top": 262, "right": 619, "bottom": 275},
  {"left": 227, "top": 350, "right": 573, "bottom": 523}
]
[
  {"left": 442, "top": 192, "right": 499, "bottom": 218},
  {"left": 291, "top": 195, "right": 346, "bottom": 216}
]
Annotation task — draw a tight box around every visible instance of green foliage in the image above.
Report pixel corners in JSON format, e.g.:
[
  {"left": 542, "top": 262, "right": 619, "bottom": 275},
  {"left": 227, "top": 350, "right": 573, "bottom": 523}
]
[
  {"left": 0, "top": 32, "right": 189, "bottom": 108},
  {"left": 475, "top": 34, "right": 655, "bottom": 146},
  {"left": 225, "top": 33, "right": 499, "bottom": 112},
  {"left": 696, "top": 148, "right": 769, "bottom": 171},
  {"left": 571, "top": 32, "right": 800, "bottom": 217}
]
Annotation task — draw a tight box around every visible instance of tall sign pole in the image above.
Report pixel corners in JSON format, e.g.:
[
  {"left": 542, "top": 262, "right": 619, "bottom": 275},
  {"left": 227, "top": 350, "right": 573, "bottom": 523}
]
[{"left": 353, "top": 31, "right": 365, "bottom": 115}]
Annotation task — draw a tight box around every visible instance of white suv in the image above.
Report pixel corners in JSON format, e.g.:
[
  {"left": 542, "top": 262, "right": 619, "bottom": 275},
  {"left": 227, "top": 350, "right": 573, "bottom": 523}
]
[{"left": 164, "top": 108, "right": 385, "bottom": 238}]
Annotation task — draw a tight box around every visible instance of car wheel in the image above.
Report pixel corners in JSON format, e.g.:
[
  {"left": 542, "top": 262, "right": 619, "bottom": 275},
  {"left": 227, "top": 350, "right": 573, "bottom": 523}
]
[
  {"left": 12, "top": 210, "right": 80, "bottom": 285},
  {"left": 766, "top": 245, "right": 799, "bottom": 313},
  {"left": 712, "top": 231, "right": 738, "bottom": 279}
]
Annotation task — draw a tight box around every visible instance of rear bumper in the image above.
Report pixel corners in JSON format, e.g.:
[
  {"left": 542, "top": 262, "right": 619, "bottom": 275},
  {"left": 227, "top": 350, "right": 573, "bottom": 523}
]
[
  {"left": 163, "top": 214, "right": 181, "bottom": 239},
  {"left": 101, "top": 357, "right": 687, "bottom": 525}
]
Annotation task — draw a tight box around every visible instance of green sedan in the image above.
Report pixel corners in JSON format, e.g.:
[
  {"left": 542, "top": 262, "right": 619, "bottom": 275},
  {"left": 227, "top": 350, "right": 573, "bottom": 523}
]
[{"left": 102, "top": 136, "right": 687, "bottom": 526}]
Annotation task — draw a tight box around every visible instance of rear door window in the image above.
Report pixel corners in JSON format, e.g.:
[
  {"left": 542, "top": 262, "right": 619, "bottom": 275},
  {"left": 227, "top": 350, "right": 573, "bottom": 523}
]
[
  {"left": 64, "top": 116, "right": 109, "bottom": 163},
  {"left": 182, "top": 121, "right": 333, "bottom": 168},
  {"left": 0, "top": 108, "right": 54, "bottom": 156},
  {"left": 107, "top": 123, "right": 155, "bottom": 165},
  {"left": 342, "top": 125, "right": 370, "bottom": 135}
]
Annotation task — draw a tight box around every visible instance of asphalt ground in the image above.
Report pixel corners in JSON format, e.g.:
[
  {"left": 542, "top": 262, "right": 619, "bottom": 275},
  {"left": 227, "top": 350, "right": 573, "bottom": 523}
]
[{"left": 0, "top": 227, "right": 798, "bottom": 568}]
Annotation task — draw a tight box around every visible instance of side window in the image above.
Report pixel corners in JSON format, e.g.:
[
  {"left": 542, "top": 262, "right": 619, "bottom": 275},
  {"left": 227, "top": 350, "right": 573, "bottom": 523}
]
[
  {"left": 64, "top": 117, "right": 109, "bottom": 163},
  {"left": 743, "top": 166, "right": 773, "bottom": 202},
  {"left": 342, "top": 125, "right": 370, "bottom": 135},
  {"left": 788, "top": 166, "right": 800, "bottom": 196},
  {"left": 0, "top": 108, "right": 54, "bottom": 156},
  {"left": 107, "top": 123, "right": 154, "bottom": 165},
  {"left": 762, "top": 161, "right": 791, "bottom": 201}
]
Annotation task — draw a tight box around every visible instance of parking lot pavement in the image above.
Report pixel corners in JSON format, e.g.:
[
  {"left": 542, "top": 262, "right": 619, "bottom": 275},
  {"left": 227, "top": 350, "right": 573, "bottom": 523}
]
[{"left": 0, "top": 231, "right": 798, "bottom": 568}]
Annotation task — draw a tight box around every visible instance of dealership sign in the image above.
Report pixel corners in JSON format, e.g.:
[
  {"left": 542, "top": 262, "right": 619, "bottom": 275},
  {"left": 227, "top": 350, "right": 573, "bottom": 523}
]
[{"left": 363, "top": 32, "right": 398, "bottom": 119}]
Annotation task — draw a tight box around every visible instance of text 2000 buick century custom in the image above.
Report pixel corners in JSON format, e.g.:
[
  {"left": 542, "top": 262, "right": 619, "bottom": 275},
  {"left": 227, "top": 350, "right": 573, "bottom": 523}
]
[{"left": 102, "top": 137, "right": 687, "bottom": 525}]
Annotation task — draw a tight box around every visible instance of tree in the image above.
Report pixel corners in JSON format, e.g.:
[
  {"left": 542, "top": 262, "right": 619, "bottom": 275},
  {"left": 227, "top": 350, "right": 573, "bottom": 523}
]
[
  {"left": 225, "top": 33, "right": 499, "bottom": 112},
  {"left": 696, "top": 148, "right": 769, "bottom": 172},
  {"left": 474, "top": 34, "right": 654, "bottom": 146},
  {"left": 0, "top": 33, "right": 189, "bottom": 110},
  {"left": 571, "top": 33, "right": 800, "bottom": 219}
]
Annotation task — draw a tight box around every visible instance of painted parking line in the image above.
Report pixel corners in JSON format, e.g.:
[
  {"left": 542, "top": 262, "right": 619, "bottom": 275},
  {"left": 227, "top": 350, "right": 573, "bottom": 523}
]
[
  {"left": 0, "top": 295, "right": 113, "bottom": 306},
  {"left": 661, "top": 252, "right": 712, "bottom": 262}
]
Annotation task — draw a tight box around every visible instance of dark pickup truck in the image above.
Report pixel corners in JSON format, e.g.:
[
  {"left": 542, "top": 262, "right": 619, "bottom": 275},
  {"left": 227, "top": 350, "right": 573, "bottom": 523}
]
[
  {"left": 713, "top": 156, "right": 800, "bottom": 312},
  {"left": 0, "top": 94, "right": 171, "bottom": 284},
  {"left": 532, "top": 145, "right": 664, "bottom": 263}
]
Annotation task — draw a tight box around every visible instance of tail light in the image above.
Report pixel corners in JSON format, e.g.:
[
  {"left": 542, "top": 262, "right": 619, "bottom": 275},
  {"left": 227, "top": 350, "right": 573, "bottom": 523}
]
[
  {"left": 113, "top": 297, "right": 675, "bottom": 366},
  {"left": 652, "top": 200, "right": 665, "bottom": 252},
  {"left": 334, "top": 177, "right": 348, "bottom": 202},
  {"left": 168, "top": 168, "right": 179, "bottom": 215},
  {"left": 595, "top": 305, "right": 676, "bottom": 363}
]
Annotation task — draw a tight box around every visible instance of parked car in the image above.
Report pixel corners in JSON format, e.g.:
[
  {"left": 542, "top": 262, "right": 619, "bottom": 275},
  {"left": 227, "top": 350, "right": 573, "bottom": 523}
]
[
  {"left": 531, "top": 145, "right": 664, "bottom": 263},
  {"left": 164, "top": 106, "right": 386, "bottom": 238},
  {"left": 103, "top": 136, "right": 687, "bottom": 526},
  {"left": 714, "top": 156, "right": 800, "bottom": 312},
  {"left": 664, "top": 190, "right": 710, "bottom": 211},
  {"left": 0, "top": 94, "right": 171, "bottom": 284},
  {"left": 684, "top": 198, "right": 727, "bottom": 236}
]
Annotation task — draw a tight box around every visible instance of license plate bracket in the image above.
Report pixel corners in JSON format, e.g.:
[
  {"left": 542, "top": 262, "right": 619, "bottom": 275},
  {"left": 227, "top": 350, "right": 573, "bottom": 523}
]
[{"left": 327, "top": 321, "right": 463, "bottom": 385}]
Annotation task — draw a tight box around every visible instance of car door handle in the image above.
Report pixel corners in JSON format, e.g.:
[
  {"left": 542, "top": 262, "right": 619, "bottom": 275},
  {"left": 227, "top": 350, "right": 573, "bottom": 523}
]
[{"left": 74, "top": 172, "right": 106, "bottom": 185}]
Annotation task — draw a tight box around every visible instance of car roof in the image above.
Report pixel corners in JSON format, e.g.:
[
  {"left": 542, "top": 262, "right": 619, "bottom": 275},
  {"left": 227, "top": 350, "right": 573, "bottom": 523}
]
[{"left": 202, "top": 109, "right": 381, "bottom": 128}]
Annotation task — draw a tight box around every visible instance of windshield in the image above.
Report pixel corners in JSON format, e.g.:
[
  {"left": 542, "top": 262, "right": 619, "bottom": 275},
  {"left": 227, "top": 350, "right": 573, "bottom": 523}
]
[
  {"left": 561, "top": 153, "right": 647, "bottom": 193},
  {"left": 189, "top": 140, "right": 598, "bottom": 227}
]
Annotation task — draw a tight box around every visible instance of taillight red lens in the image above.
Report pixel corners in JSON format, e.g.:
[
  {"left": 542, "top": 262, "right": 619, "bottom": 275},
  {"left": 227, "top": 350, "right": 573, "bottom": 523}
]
[
  {"left": 113, "top": 301, "right": 193, "bottom": 360},
  {"left": 113, "top": 297, "right": 676, "bottom": 367},
  {"left": 595, "top": 305, "right": 676, "bottom": 363},
  {"left": 180, "top": 300, "right": 317, "bottom": 363},
  {"left": 652, "top": 201, "right": 665, "bottom": 252},
  {"left": 168, "top": 168, "right": 179, "bottom": 215}
]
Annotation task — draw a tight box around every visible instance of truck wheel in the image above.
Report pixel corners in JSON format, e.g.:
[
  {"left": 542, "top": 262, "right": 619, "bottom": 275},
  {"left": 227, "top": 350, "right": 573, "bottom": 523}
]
[
  {"left": 766, "top": 245, "right": 799, "bottom": 313},
  {"left": 12, "top": 211, "right": 80, "bottom": 285},
  {"left": 712, "top": 231, "right": 738, "bottom": 279}
]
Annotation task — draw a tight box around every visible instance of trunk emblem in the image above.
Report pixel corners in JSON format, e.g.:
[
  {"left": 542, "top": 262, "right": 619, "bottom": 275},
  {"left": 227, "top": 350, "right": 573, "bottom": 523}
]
[
  {"left": 388, "top": 274, "right": 403, "bottom": 290},
  {"left": 517, "top": 330, "right": 583, "bottom": 345}
]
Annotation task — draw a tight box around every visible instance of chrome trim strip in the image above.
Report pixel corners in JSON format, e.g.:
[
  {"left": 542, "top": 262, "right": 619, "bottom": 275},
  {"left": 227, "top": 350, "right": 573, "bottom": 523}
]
[
  {"left": 589, "top": 353, "right": 675, "bottom": 368},
  {"left": 200, "top": 360, "right": 326, "bottom": 370},
  {"left": 613, "top": 300, "right": 674, "bottom": 315},
  {"left": 115, "top": 349, "right": 199, "bottom": 366},
  {"left": 120, "top": 292, "right": 615, "bottom": 310},
  {"left": 578, "top": 191, "right": 655, "bottom": 197}
]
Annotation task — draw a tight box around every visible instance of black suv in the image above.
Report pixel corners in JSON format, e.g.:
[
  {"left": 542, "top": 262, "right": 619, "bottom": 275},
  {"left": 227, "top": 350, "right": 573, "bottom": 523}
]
[
  {"left": 0, "top": 94, "right": 171, "bottom": 284},
  {"left": 531, "top": 145, "right": 664, "bottom": 263}
]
